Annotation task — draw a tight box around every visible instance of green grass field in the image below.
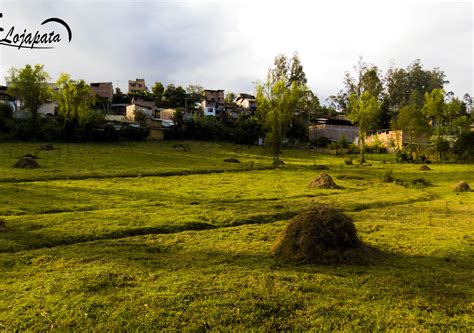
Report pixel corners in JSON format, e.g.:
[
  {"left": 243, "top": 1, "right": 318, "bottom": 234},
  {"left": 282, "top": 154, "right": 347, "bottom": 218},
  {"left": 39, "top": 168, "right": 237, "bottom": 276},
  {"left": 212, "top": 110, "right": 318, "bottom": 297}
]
[{"left": 0, "top": 141, "right": 473, "bottom": 330}]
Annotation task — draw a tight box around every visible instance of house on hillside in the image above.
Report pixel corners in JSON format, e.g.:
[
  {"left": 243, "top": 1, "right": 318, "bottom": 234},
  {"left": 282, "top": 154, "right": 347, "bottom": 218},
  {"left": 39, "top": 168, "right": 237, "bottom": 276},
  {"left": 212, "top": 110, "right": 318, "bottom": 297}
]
[
  {"left": 234, "top": 93, "right": 257, "bottom": 112},
  {"left": 365, "top": 130, "right": 430, "bottom": 152},
  {"left": 309, "top": 118, "right": 359, "bottom": 143},
  {"left": 128, "top": 79, "right": 147, "bottom": 94},
  {"left": 90, "top": 82, "right": 114, "bottom": 102},
  {"left": 126, "top": 98, "right": 156, "bottom": 121},
  {"left": 201, "top": 89, "right": 224, "bottom": 116}
]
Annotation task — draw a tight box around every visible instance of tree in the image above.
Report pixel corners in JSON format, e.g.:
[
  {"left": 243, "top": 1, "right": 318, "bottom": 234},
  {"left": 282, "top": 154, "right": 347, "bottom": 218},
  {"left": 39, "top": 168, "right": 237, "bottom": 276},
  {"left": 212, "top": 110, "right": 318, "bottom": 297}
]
[
  {"left": 113, "top": 87, "right": 128, "bottom": 104},
  {"left": 151, "top": 82, "right": 165, "bottom": 106},
  {"left": 268, "top": 54, "right": 289, "bottom": 85},
  {"left": 386, "top": 59, "right": 446, "bottom": 110},
  {"left": 54, "top": 73, "right": 96, "bottom": 128},
  {"left": 186, "top": 84, "right": 204, "bottom": 105},
  {"left": 444, "top": 97, "right": 463, "bottom": 134},
  {"left": 421, "top": 88, "right": 445, "bottom": 135},
  {"left": 347, "top": 91, "right": 380, "bottom": 163},
  {"left": 6, "top": 64, "right": 52, "bottom": 133},
  {"left": 163, "top": 84, "right": 186, "bottom": 108},
  {"left": 268, "top": 52, "right": 308, "bottom": 88},
  {"left": 256, "top": 79, "right": 303, "bottom": 167},
  {"left": 225, "top": 92, "right": 236, "bottom": 103},
  {"left": 289, "top": 52, "right": 307, "bottom": 86},
  {"left": 394, "top": 104, "right": 431, "bottom": 159},
  {"left": 337, "top": 58, "right": 382, "bottom": 115}
]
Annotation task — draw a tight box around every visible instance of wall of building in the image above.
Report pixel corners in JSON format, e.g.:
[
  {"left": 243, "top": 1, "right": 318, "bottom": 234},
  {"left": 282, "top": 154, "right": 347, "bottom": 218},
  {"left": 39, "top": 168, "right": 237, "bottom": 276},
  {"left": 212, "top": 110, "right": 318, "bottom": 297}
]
[{"left": 309, "top": 124, "right": 359, "bottom": 142}]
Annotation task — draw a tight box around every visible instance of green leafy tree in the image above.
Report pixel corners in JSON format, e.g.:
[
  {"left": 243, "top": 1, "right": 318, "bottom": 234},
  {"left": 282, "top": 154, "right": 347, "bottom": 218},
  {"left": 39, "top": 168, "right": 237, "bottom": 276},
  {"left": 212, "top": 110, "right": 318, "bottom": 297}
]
[
  {"left": 347, "top": 91, "right": 380, "bottom": 163},
  {"left": 186, "top": 84, "right": 204, "bottom": 105},
  {"left": 163, "top": 84, "right": 186, "bottom": 108},
  {"left": 55, "top": 73, "right": 96, "bottom": 128},
  {"left": 268, "top": 54, "right": 289, "bottom": 85},
  {"left": 225, "top": 92, "right": 236, "bottom": 103},
  {"left": 386, "top": 59, "right": 446, "bottom": 110},
  {"left": 337, "top": 58, "right": 382, "bottom": 115},
  {"left": 151, "top": 82, "right": 165, "bottom": 106},
  {"left": 6, "top": 64, "right": 52, "bottom": 133},
  {"left": 394, "top": 104, "right": 431, "bottom": 160},
  {"left": 421, "top": 88, "right": 445, "bottom": 135},
  {"left": 256, "top": 79, "right": 303, "bottom": 167},
  {"left": 289, "top": 52, "right": 307, "bottom": 86}
]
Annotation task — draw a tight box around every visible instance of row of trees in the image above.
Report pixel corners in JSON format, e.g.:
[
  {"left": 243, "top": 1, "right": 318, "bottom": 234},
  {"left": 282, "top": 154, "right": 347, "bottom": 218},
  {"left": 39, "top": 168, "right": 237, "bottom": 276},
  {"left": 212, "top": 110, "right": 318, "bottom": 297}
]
[
  {"left": 113, "top": 82, "right": 204, "bottom": 109},
  {"left": 256, "top": 55, "right": 472, "bottom": 164}
]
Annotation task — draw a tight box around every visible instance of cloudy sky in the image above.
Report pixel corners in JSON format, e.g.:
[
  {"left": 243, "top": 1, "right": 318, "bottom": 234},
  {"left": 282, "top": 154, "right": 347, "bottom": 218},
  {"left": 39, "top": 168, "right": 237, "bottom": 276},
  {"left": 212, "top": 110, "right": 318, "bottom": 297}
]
[{"left": 0, "top": 0, "right": 472, "bottom": 102}]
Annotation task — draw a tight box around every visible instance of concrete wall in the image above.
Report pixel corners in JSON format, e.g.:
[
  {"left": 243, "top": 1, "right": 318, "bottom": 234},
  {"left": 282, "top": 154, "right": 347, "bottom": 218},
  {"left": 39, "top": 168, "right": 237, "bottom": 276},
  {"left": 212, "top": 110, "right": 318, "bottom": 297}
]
[{"left": 309, "top": 124, "right": 359, "bottom": 142}]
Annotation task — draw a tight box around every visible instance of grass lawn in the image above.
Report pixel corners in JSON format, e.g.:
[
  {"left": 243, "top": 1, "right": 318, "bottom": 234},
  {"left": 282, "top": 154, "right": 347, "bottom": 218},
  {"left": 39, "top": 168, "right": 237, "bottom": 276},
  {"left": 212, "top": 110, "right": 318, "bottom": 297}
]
[{"left": 0, "top": 141, "right": 473, "bottom": 330}]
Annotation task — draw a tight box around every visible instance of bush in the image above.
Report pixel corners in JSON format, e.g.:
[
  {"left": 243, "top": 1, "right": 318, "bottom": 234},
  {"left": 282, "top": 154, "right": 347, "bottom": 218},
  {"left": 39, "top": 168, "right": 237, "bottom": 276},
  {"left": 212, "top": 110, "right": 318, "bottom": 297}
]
[
  {"left": 382, "top": 170, "right": 394, "bottom": 183},
  {"left": 312, "top": 136, "right": 331, "bottom": 148},
  {"left": 453, "top": 132, "right": 474, "bottom": 163},
  {"left": 273, "top": 206, "right": 376, "bottom": 264}
]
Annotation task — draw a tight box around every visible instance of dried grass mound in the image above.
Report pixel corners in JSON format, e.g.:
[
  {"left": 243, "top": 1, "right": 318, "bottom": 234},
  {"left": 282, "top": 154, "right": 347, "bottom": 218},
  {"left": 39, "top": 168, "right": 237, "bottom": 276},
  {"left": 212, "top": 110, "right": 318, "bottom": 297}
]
[
  {"left": 273, "top": 206, "right": 374, "bottom": 264},
  {"left": 419, "top": 165, "right": 431, "bottom": 171},
  {"left": 14, "top": 156, "right": 39, "bottom": 168},
  {"left": 223, "top": 158, "right": 240, "bottom": 163},
  {"left": 39, "top": 143, "right": 54, "bottom": 151},
  {"left": 309, "top": 173, "right": 338, "bottom": 189},
  {"left": 454, "top": 181, "right": 470, "bottom": 192},
  {"left": 22, "top": 153, "right": 38, "bottom": 159},
  {"left": 313, "top": 164, "right": 329, "bottom": 170}
]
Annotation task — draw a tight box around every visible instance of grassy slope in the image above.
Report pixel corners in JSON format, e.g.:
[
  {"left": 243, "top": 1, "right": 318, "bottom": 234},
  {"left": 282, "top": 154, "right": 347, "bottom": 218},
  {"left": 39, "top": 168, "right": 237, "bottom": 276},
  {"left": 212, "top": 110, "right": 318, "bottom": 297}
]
[{"left": 0, "top": 141, "right": 473, "bottom": 330}]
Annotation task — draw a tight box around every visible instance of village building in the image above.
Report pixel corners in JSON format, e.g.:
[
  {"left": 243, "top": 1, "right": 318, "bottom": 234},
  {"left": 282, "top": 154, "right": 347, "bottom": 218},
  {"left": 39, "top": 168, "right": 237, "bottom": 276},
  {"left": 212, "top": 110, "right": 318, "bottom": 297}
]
[{"left": 309, "top": 118, "right": 359, "bottom": 143}]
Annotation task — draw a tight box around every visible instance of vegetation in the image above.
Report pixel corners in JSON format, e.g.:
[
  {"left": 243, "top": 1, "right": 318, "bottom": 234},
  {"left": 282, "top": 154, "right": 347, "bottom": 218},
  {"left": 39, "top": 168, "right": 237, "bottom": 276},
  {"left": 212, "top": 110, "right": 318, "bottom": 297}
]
[{"left": 0, "top": 141, "right": 472, "bottom": 330}]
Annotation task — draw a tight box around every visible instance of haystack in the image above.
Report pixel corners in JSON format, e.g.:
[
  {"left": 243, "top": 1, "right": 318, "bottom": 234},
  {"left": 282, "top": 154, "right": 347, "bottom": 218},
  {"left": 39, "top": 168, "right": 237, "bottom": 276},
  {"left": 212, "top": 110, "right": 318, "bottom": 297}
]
[
  {"left": 309, "top": 173, "right": 338, "bottom": 189},
  {"left": 273, "top": 206, "right": 374, "bottom": 264},
  {"left": 313, "top": 164, "right": 329, "bottom": 170},
  {"left": 454, "top": 181, "right": 470, "bottom": 192},
  {"left": 223, "top": 158, "right": 240, "bottom": 163},
  {"left": 39, "top": 143, "right": 54, "bottom": 151},
  {"left": 419, "top": 165, "right": 431, "bottom": 171},
  {"left": 14, "top": 156, "right": 39, "bottom": 168}
]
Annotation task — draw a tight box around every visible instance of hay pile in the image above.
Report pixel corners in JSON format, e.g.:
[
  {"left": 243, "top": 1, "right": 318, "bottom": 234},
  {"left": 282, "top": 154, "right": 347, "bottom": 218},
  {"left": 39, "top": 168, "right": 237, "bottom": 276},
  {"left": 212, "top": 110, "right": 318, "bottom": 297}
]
[
  {"left": 223, "top": 158, "right": 240, "bottom": 163},
  {"left": 14, "top": 156, "right": 39, "bottom": 168},
  {"left": 39, "top": 143, "right": 54, "bottom": 151},
  {"left": 309, "top": 173, "right": 338, "bottom": 189},
  {"left": 419, "top": 165, "right": 431, "bottom": 171},
  {"left": 454, "top": 181, "right": 470, "bottom": 192},
  {"left": 313, "top": 164, "right": 329, "bottom": 170},
  {"left": 273, "top": 206, "right": 374, "bottom": 264}
]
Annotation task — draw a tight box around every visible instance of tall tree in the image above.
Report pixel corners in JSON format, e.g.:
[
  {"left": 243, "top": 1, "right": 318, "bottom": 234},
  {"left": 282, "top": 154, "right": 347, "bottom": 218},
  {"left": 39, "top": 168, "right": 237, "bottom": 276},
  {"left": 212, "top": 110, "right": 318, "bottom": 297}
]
[
  {"left": 347, "top": 91, "right": 380, "bottom": 163},
  {"left": 386, "top": 59, "right": 446, "bottom": 110},
  {"left": 268, "top": 54, "right": 289, "bottom": 86},
  {"left": 421, "top": 88, "right": 445, "bottom": 135},
  {"left": 225, "top": 92, "right": 236, "bottom": 103},
  {"left": 151, "top": 82, "right": 165, "bottom": 106},
  {"left": 163, "top": 84, "right": 186, "bottom": 108},
  {"left": 394, "top": 104, "right": 431, "bottom": 159},
  {"left": 6, "top": 64, "right": 51, "bottom": 133},
  {"left": 288, "top": 52, "right": 307, "bottom": 86},
  {"left": 256, "top": 79, "right": 303, "bottom": 167},
  {"left": 55, "top": 73, "right": 96, "bottom": 127},
  {"left": 337, "top": 58, "right": 382, "bottom": 115},
  {"left": 186, "top": 84, "right": 204, "bottom": 105}
]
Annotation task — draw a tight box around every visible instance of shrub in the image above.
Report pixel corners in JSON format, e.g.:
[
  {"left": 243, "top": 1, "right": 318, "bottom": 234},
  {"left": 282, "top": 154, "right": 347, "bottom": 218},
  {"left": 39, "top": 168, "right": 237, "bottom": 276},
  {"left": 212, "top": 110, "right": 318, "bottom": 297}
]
[
  {"left": 453, "top": 132, "right": 474, "bottom": 163},
  {"left": 382, "top": 170, "right": 394, "bottom": 183},
  {"left": 273, "top": 206, "right": 376, "bottom": 264},
  {"left": 313, "top": 136, "right": 331, "bottom": 148}
]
